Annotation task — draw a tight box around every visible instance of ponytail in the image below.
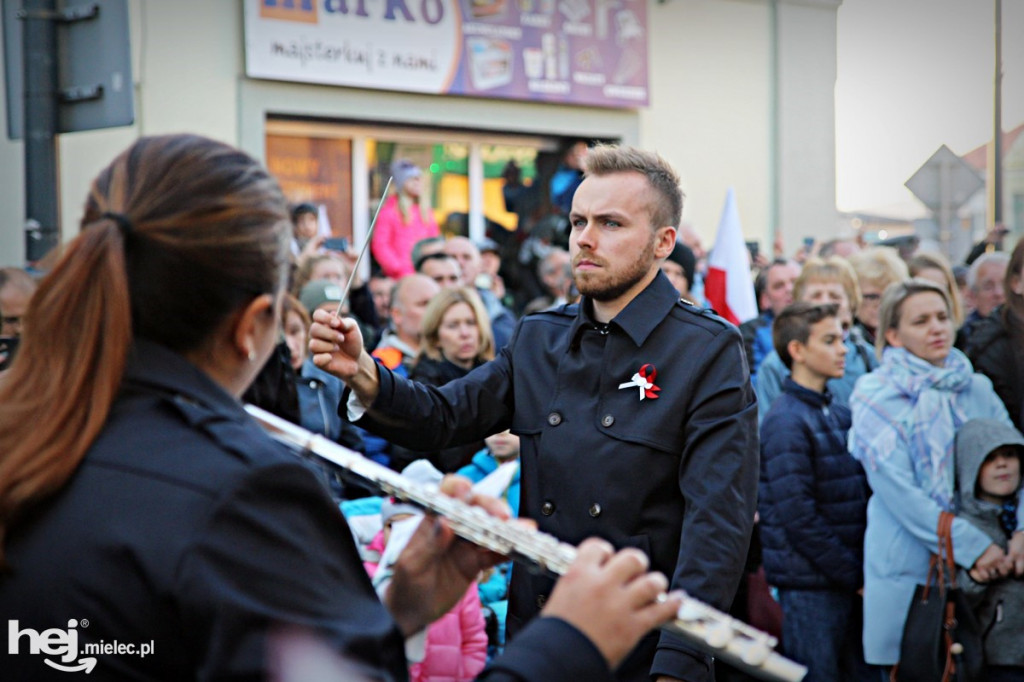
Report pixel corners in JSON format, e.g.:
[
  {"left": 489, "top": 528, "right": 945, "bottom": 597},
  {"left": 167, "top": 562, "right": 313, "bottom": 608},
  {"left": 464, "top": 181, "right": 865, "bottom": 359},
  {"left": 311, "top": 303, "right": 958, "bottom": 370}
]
[
  {"left": 0, "top": 218, "right": 132, "bottom": 562},
  {"left": 0, "top": 134, "right": 290, "bottom": 564}
]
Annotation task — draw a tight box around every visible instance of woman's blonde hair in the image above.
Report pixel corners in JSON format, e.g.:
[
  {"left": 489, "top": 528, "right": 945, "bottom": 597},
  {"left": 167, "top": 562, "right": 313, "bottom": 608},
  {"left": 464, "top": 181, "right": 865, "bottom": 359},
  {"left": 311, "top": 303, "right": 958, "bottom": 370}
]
[
  {"left": 794, "top": 256, "right": 863, "bottom": 312},
  {"left": 876, "top": 278, "right": 953, "bottom": 358},
  {"left": 907, "top": 251, "right": 964, "bottom": 326},
  {"left": 418, "top": 286, "right": 494, "bottom": 364}
]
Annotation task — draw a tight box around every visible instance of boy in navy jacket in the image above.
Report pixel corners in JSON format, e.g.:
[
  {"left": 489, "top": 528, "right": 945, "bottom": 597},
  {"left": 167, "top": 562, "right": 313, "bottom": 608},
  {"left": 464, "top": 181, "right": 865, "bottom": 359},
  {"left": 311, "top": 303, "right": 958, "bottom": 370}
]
[{"left": 758, "top": 302, "right": 871, "bottom": 682}]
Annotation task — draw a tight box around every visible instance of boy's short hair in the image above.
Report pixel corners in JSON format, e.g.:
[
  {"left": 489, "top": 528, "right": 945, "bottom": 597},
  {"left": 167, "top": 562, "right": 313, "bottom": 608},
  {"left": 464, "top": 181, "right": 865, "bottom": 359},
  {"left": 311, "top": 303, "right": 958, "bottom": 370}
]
[{"left": 772, "top": 302, "right": 840, "bottom": 370}]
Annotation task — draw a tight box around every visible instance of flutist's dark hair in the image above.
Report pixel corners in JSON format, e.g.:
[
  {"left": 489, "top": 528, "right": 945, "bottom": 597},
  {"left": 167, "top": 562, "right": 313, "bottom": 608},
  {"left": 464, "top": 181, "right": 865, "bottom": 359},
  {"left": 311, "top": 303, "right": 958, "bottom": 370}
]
[{"left": 0, "top": 134, "right": 290, "bottom": 562}]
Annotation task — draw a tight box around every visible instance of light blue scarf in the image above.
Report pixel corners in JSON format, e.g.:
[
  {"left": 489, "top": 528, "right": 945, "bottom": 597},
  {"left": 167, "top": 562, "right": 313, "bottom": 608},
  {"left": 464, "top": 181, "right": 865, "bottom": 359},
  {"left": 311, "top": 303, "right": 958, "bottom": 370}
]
[{"left": 862, "top": 346, "right": 973, "bottom": 510}]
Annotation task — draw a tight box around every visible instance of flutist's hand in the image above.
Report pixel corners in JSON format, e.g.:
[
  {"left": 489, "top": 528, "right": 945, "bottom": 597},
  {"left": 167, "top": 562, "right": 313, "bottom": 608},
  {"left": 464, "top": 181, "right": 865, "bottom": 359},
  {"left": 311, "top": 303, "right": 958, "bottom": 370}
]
[
  {"left": 542, "top": 539, "right": 683, "bottom": 670},
  {"left": 384, "top": 475, "right": 511, "bottom": 637},
  {"left": 309, "top": 309, "right": 380, "bottom": 404}
]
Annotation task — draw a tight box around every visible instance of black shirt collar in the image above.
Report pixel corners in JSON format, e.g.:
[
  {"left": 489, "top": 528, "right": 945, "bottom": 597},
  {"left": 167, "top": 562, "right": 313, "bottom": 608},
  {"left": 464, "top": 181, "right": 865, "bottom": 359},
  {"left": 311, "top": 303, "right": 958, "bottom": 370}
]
[
  {"left": 569, "top": 271, "right": 679, "bottom": 349},
  {"left": 122, "top": 338, "right": 248, "bottom": 421}
]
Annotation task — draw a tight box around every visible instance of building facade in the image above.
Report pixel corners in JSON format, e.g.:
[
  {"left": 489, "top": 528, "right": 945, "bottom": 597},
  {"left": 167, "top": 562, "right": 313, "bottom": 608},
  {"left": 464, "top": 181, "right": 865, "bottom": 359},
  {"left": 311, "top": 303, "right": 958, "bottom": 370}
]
[{"left": 0, "top": 0, "right": 842, "bottom": 267}]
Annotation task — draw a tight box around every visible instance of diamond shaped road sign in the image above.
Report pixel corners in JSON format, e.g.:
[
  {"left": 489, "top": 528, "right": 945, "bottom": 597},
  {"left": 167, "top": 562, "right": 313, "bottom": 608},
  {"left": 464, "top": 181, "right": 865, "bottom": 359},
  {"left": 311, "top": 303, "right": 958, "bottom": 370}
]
[{"left": 905, "top": 144, "right": 985, "bottom": 212}]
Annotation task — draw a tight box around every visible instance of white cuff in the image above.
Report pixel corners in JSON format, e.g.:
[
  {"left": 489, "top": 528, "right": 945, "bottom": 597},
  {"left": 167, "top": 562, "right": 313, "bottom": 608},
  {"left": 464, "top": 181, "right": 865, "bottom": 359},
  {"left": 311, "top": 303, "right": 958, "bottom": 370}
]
[{"left": 346, "top": 389, "right": 371, "bottom": 422}]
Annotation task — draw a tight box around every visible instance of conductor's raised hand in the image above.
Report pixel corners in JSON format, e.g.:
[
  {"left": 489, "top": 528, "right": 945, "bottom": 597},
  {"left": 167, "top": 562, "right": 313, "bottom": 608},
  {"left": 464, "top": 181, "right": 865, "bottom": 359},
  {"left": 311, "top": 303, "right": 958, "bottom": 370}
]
[
  {"left": 309, "top": 309, "right": 364, "bottom": 378},
  {"left": 541, "top": 539, "right": 683, "bottom": 670}
]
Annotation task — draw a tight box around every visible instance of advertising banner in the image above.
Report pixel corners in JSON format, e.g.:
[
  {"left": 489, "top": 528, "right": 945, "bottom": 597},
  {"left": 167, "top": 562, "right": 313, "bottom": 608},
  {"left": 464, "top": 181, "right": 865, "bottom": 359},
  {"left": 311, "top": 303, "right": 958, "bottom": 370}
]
[{"left": 244, "top": 0, "right": 648, "bottom": 108}]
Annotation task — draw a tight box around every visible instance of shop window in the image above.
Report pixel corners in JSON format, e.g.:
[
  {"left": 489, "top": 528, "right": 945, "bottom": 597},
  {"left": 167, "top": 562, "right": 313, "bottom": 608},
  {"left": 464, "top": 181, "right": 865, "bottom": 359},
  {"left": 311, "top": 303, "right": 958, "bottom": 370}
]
[{"left": 266, "top": 134, "right": 352, "bottom": 239}]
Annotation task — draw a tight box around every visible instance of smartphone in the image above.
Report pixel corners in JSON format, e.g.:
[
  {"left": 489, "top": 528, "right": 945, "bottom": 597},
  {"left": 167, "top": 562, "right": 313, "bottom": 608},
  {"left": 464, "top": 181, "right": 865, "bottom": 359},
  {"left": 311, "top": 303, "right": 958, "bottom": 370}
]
[
  {"left": 745, "top": 240, "right": 760, "bottom": 262},
  {"left": 324, "top": 237, "right": 350, "bottom": 252},
  {"left": 0, "top": 336, "right": 19, "bottom": 371}
]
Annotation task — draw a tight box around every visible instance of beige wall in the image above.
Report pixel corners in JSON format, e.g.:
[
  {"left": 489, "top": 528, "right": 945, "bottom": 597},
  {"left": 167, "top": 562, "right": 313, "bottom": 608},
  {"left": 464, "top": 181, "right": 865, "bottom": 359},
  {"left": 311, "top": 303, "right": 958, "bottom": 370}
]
[
  {"left": 641, "top": 0, "right": 773, "bottom": 252},
  {"left": 776, "top": 0, "right": 841, "bottom": 249}
]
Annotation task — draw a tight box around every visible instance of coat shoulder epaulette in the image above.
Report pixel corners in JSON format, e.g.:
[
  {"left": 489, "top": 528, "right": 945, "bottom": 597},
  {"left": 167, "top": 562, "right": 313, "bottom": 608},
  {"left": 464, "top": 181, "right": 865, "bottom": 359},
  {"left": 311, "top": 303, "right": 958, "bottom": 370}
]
[
  {"left": 671, "top": 298, "right": 736, "bottom": 333},
  {"left": 522, "top": 302, "right": 578, "bottom": 322}
]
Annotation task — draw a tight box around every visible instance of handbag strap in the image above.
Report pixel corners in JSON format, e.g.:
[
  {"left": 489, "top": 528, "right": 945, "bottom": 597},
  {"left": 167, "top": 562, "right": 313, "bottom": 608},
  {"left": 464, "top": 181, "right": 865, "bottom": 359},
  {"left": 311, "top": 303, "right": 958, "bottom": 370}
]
[{"left": 936, "top": 511, "right": 958, "bottom": 588}]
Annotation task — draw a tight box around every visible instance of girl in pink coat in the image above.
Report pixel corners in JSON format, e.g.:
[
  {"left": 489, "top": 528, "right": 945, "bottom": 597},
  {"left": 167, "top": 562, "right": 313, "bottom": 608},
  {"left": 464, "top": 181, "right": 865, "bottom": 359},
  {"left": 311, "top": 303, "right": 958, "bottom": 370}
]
[{"left": 372, "top": 159, "right": 441, "bottom": 279}]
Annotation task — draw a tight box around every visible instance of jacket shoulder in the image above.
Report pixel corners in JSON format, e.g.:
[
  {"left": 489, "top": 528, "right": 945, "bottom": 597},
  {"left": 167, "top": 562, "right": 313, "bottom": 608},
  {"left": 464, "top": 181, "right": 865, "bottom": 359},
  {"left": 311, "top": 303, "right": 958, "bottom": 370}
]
[
  {"left": 668, "top": 300, "right": 741, "bottom": 338},
  {"left": 521, "top": 302, "right": 578, "bottom": 323}
]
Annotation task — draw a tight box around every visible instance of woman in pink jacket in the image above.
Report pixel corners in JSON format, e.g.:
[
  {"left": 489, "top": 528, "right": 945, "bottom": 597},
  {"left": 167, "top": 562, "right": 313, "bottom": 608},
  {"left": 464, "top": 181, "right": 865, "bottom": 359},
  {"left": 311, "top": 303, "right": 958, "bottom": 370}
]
[{"left": 372, "top": 159, "right": 441, "bottom": 279}]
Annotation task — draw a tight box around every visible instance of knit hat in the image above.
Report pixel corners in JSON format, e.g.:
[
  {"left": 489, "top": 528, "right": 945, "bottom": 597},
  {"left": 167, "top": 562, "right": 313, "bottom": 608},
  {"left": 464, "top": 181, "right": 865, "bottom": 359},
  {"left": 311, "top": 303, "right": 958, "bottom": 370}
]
[
  {"left": 299, "top": 279, "right": 343, "bottom": 315},
  {"left": 380, "top": 460, "right": 444, "bottom": 524},
  {"left": 667, "top": 241, "right": 696, "bottom": 288},
  {"left": 391, "top": 158, "right": 422, "bottom": 190}
]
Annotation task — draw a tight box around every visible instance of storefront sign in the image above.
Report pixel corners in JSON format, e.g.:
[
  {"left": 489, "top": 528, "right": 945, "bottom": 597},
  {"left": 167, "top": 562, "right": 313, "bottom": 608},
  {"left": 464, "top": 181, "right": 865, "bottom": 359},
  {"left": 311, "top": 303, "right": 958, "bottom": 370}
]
[{"left": 244, "top": 0, "right": 648, "bottom": 108}]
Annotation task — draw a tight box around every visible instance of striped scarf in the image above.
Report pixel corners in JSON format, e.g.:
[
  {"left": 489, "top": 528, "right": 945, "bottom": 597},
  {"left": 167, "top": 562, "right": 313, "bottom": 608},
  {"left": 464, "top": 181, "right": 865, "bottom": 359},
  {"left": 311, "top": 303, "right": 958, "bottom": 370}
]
[{"left": 854, "top": 346, "right": 973, "bottom": 510}]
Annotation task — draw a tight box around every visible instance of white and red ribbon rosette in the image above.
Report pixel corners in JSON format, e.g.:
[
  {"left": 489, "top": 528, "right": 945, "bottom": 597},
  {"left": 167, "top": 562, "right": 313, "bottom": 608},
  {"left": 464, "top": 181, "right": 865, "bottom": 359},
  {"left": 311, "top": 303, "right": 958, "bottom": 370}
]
[{"left": 618, "top": 363, "right": 661, "bottom": 401}]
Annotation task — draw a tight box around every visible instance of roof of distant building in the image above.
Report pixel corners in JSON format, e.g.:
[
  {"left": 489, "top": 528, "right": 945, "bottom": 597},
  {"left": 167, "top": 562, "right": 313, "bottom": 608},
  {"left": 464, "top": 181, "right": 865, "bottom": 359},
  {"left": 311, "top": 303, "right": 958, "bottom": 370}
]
[{"left": 961, "top": 121, "right": 1024, "bottom": 171}]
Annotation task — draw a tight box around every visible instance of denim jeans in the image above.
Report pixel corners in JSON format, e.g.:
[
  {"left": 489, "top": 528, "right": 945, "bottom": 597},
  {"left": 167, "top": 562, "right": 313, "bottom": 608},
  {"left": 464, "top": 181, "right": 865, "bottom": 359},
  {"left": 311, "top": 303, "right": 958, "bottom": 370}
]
[{"left": 778, "top": 588, "right": 874, "bottom": 682}]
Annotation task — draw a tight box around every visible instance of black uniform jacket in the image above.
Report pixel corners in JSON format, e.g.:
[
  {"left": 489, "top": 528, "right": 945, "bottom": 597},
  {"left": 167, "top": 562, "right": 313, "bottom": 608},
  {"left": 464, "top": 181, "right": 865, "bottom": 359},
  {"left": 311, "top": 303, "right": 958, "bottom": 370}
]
[
  {"left": 0, "top": 340, "right": 612, "bottom": 682},
  {"left": 356, "top": 272, "right": 760, "bottom": 682}
]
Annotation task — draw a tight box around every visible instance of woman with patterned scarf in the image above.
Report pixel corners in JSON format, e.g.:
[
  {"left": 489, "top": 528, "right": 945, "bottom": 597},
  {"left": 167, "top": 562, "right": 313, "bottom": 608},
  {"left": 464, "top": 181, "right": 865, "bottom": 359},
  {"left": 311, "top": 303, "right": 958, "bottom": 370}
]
[{"left": 848, "top": 278, "right": 1024, "bottom": 677}]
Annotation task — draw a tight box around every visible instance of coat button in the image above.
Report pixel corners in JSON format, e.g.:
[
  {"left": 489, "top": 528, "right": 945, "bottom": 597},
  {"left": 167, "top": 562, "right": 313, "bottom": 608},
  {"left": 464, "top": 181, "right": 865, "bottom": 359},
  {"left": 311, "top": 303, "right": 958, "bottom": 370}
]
[
  {"left": 536, "top": 594, "right": 547, "bottom": 608},
  {"left": 601, "top": 414, "right": 614, "bottom": 427},
  {"left": 541, "top": 501, "right": 555, "bottom": 516},
  {"left": 547, "top": 412, "right": 562, "bottom": 426},
  {"left": 589, "top": 503, "right": 602, "bottom": 518}
]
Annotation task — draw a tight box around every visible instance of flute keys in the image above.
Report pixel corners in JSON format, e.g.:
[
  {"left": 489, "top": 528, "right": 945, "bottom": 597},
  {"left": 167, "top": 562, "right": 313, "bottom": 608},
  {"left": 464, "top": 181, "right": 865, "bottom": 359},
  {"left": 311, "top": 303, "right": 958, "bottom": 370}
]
[
  {"left": 705, "top": 622, "right": 733, "bottom": 649},
  {"left": 739, "top": 639, "right": 772, "bottom": 667}
]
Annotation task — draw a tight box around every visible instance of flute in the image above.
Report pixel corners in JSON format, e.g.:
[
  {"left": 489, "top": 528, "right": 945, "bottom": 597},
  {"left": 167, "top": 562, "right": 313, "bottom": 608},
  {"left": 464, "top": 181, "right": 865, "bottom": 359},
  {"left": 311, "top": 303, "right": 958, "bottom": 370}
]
[{"left": 245, "top": 405, "right": 807, "bottom": 682}]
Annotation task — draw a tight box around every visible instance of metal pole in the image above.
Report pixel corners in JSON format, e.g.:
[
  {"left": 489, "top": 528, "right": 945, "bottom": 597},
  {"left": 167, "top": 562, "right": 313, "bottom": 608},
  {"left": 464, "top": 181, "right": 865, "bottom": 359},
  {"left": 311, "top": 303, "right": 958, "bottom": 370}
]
[
  {"left": 939, "top": 158, "right": 952, "bottom": 262},
  {"left": 992, "top": 0, "right": 1003, "bottom": 225},
  {"left": 21, "top": 0, "right": 60, "bottom": 264}
]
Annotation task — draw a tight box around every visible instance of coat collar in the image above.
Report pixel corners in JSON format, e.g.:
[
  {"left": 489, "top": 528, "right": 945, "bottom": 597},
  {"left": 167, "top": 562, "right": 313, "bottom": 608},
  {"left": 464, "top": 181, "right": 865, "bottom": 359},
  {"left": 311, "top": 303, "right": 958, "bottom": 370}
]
[
  {"left": 569, "top": 270, "right": 679, "bottom": 349},
  {"left": 782, "top": 376, "right": 833, "bottom": 408},
  {"left": 122, "top": 338, "right": 247, "bottom": 422}
]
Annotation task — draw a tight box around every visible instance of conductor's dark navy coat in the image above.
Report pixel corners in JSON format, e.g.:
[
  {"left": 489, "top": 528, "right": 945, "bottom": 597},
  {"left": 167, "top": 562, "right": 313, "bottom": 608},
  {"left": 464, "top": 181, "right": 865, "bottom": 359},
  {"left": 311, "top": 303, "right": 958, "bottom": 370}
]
[{"left": 356, "top": 273, "right": 759, "bottom": 682}]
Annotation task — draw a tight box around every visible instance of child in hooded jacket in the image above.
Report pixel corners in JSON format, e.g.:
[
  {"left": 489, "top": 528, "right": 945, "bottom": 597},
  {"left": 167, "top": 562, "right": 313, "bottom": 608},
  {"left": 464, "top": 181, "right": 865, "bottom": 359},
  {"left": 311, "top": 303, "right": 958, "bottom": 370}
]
[{"left": 955, "top": 419, "right": 1024, "bottom": 682}]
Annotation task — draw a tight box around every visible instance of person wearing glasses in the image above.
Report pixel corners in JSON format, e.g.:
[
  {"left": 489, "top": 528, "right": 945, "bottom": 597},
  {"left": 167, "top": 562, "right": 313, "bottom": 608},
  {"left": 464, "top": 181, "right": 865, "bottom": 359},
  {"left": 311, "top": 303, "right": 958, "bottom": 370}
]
[{"left": 847, "top": 246, "right": 908, "bottom": 348}]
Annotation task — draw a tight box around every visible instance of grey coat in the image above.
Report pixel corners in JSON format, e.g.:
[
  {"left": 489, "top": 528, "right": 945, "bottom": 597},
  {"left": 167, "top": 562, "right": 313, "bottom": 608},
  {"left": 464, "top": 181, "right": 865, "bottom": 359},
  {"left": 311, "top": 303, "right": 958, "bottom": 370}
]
[{"left": 954, "top": 418, "right": 1024, "bottom": 667}]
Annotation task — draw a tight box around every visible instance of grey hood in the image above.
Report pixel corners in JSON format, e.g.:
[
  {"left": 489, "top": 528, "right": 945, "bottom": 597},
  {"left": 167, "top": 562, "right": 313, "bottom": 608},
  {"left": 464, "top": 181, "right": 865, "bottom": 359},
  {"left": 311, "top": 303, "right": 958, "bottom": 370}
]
[{"left": 955, "top": 418, "right": 1024, "bottom": 511}]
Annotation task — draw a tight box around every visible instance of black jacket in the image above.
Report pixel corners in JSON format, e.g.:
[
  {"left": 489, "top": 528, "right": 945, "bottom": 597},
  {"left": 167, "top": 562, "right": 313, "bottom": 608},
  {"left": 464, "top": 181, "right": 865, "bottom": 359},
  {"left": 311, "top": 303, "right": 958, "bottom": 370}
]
[
  {"left": 758, "top": 378, "right": 869, "bottom": 591},
  {"left": 355, "top": 272, "right": 759, "bottom": 682},
  {"left": 0, "top": 340, "right": 613, "bottom": 682},
  {"left": 963, "top": 307, "right": 1024, "bottom": 431}
]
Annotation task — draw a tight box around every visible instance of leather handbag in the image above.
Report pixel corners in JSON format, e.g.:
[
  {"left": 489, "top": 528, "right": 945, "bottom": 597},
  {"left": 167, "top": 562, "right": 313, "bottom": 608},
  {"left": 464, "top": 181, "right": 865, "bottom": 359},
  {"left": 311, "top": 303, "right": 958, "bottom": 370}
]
[{"left": 894, "top": 512, "right": 986, "bottom": 682}]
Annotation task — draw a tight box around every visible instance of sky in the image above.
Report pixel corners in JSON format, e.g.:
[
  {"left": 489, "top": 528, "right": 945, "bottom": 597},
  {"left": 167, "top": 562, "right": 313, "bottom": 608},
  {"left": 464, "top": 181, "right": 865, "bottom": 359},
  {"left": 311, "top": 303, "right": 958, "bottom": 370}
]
[{"left": 835, "top": 0, "right": 1024, "bottom": 219}]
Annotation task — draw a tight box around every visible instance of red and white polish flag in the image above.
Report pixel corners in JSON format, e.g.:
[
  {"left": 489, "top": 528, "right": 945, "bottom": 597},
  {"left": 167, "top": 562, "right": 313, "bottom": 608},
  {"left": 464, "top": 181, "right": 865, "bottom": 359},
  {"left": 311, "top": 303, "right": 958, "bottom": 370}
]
[{"left": 704, "top": 187, "right": 757, "bottom": 326}]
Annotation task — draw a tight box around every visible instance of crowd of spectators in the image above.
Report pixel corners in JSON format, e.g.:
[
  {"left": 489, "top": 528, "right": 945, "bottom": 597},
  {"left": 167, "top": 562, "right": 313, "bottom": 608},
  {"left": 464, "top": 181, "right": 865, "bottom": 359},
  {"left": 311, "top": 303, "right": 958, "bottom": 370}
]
[
  {"left": 738, "top": 230, "right": 1024, "bottom": 682},
  {"left": 3, "top": 143, "right": 1023, "bottom": 682}
]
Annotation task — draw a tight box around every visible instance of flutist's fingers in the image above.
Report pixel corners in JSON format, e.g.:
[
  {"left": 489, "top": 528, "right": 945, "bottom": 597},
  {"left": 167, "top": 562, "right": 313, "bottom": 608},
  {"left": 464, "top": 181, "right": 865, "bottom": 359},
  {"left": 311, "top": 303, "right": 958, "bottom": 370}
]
[
  {"left": 440, "top": 475, "right": 512, "bottom": 521},
  {"left": 385, "top": 477, "right": 513, "bottom": 637},
  {"left": 541, "top": 538, "right": 683, "bottom": 670}
]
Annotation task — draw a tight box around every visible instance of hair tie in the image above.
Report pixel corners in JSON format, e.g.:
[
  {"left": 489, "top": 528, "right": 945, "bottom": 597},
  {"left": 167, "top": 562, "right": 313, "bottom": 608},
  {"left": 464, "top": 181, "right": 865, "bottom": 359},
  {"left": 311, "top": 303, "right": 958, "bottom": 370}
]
[{"left": 102, "top": 211, "right": 133, "bottom": 236}]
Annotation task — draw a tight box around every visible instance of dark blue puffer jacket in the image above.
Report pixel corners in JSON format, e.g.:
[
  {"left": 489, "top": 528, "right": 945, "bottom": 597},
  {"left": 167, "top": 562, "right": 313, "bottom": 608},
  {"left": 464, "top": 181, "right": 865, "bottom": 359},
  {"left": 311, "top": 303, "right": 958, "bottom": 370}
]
[{"left": 758, "top": 377, "right": 869, "bottom": 591}]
